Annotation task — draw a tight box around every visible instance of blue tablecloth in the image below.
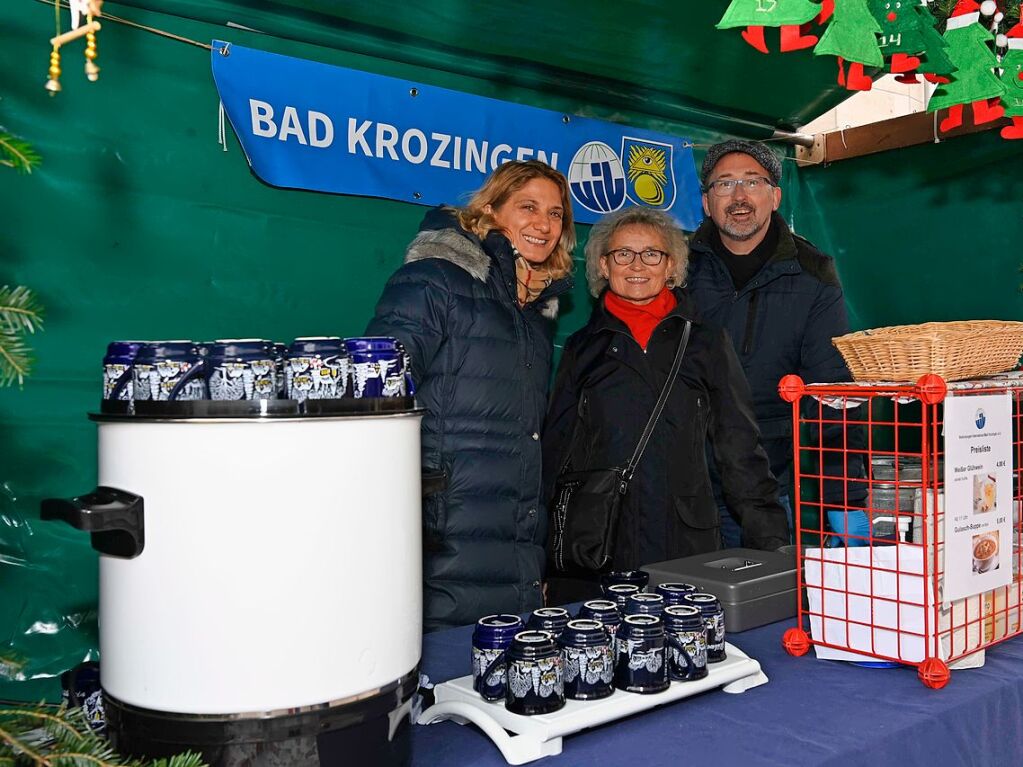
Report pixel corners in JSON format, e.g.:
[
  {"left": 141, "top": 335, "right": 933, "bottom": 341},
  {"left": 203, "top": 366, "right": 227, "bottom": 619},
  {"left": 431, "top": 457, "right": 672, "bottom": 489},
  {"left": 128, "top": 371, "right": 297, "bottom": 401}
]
[{"left": 413, "top": 618, "right": 1023, "bottom": 766}]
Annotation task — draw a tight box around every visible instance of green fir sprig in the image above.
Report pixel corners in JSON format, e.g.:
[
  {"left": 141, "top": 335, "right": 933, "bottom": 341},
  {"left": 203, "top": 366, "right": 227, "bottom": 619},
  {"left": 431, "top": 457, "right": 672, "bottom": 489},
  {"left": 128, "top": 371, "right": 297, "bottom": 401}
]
[
  {"left": 0, "top": 131, "right": 41, "bottom": 175},
  {"left": 0, "top": 286, "right": 45, "bottom": 387},
  {"left": 0, "top": 703, "right": 207, "bottom": 766}
]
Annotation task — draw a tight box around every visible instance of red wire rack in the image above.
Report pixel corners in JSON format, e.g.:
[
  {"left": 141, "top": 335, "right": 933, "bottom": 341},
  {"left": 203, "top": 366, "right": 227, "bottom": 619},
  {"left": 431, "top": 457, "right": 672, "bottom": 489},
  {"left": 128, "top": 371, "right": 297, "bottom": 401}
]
[{"left": 778, "top": 373, "right": 1023, "bottom": 689}]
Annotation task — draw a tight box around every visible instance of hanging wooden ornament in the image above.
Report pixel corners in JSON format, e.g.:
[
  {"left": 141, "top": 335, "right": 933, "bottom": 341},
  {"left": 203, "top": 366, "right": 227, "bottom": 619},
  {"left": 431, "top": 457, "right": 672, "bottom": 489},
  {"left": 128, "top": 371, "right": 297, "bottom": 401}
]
[
  {"left": 45, "top": 44, "right": 62, "bottom": 94},
  {"left": 84, "top": 11, "right": 99, "bottom": 81}
]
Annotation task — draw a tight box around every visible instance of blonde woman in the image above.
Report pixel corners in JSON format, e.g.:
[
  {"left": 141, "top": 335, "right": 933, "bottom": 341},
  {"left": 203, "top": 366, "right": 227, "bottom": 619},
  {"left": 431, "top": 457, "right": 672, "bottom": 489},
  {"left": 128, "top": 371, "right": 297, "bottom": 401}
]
[{"left": 367, "top": 160, "right": 575, "bottom": 631}]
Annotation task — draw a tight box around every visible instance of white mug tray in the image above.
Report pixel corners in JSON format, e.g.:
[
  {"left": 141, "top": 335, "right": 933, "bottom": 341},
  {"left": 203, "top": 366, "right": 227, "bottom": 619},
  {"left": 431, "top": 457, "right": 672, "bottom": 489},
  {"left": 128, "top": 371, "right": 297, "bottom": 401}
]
[{"left": 417, "top": 641, "right": 768, "bottom": 765}]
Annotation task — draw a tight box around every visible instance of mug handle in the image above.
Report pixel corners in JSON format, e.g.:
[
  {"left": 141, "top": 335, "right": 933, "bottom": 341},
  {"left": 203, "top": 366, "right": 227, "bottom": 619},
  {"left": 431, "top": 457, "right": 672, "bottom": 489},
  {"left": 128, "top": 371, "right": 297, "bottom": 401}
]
[
  {"left": 108, "top": 366, "right": 134, "bottom": 400},
  {"left": 168, "top": 359, "right": 207, "bottom": 401},
  {"left": 667, "top": 633, "right": 696, "bottom": 678},
  {"left": 475, "top": 650, "right": 507, "bottom": 698}
]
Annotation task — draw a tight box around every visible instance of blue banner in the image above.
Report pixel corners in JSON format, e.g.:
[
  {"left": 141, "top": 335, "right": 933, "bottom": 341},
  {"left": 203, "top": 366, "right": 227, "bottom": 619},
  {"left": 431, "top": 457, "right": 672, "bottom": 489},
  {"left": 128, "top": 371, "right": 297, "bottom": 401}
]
[{"left": 211, "top": 41, "right": 704, "bottom": 229}]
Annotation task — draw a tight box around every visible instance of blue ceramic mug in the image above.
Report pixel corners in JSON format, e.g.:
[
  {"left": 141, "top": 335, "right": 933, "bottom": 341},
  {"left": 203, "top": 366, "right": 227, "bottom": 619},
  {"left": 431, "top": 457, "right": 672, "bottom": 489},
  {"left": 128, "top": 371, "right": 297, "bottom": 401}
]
[
  {"left": 102, "top": 341, "right": 145, "bottom": 401},
  {"left": 614, "top": 614, "right": 669, "bottom": 694},
  {"left": 61, "top": 661, "right": 105, "bottom": 732},
  {"left": 273, "top": 342, "right": 288, "bottom": 398},
  {"left": 344, "top": 337, "right": 411, "bottom": 399},
  {"left": 663, "top": 605, "right": 709, "bottom": 682},
  {"left": 285, "top": 337, "right": 350, "bottom": 402},
  {"left": 471, "top": 614, "right": 524, "bottom": 702},
  {"left": 683, "top": 592, "right": 727, "bottom": 663},
  {"left": 505, "top": 630, "right": 565, "bottom": 716},
  {"left": 559, "top": 619, "right": 614, "bottom": 701},
  {"left": 132, "top": 341, "right": 206, "bottom": 401},
  {"left": 600, "top": 569, "right": 650, "bottom": 594},
  {"left": 655, "top": 582, "right": 700, "bottom": 607},
  {"left": 207, "top": 339, "right": 277, "bottom": 401},
  {"left": 624, "top": 592, "right": 666, "bottom": 619},
  {"left": 577, "top": 599, "right": 622, "bottom": 638},
  {"left": 527, "top": 606, "right": 571, "bottom": 638},
  {"left": 605, "top": 583, "right": 641, "bottom": 615}
]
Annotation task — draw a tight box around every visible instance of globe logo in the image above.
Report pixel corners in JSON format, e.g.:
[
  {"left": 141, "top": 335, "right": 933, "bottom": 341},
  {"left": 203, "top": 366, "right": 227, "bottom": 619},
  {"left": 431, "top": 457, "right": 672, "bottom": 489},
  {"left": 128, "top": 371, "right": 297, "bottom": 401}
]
[
  {"left": 976, "top": 409, "right": 986, "bottom": 429},
  {"left": 568, "top": 141, "right": 626, "bottom": 214}
]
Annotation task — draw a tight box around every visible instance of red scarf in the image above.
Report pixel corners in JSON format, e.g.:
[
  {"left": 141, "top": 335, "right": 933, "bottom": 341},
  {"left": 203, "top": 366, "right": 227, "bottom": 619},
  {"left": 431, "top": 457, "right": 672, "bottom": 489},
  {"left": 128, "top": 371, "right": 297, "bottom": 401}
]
[{"left": 603, "top": 288, "right": 677, "bottom": 350}]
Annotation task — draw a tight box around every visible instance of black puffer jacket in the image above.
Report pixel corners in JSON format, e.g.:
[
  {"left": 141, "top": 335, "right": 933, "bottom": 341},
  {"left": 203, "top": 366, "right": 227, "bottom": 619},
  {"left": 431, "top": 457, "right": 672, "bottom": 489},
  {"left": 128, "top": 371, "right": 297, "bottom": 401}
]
[
  {"left": 366, "top": 208, "right": 571, "bottom": 631},
  {"left": 542, "top": 289, "right": 788, "bottom": 594},
  {"left": 687, "top": 213, "right": 866, "bottom": 507}
]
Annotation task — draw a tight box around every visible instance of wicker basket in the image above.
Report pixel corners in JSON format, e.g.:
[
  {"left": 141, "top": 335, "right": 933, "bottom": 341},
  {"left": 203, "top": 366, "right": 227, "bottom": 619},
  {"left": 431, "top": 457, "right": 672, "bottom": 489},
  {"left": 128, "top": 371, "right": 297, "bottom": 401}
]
[{"left": 832, "top": 320, "right": 1023, "bottom": 382}]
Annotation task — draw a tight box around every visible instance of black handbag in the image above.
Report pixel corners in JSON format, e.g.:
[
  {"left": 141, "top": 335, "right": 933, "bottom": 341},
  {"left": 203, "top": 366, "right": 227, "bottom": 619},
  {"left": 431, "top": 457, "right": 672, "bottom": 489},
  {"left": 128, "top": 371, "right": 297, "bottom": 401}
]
[{"left": 547, "top": 320, "right": 692, "bottom": 574}]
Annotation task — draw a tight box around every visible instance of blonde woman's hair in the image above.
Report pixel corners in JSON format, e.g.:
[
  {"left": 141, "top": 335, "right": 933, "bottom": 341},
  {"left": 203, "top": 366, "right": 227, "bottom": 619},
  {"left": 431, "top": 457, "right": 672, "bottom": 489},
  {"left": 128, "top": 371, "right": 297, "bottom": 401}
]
[
  {"left": 456, "top": 160, "right": 576, "bottom": 281},
  {"left": 584, "top": 208, "right": 688, "bottom": 297}
]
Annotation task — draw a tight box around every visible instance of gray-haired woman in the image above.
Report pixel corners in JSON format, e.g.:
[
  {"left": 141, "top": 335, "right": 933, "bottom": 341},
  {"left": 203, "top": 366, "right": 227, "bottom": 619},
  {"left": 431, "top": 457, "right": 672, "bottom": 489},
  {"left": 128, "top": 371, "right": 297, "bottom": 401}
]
[{"left": 542, "top": 207, "right": 788, "bottom": 603}]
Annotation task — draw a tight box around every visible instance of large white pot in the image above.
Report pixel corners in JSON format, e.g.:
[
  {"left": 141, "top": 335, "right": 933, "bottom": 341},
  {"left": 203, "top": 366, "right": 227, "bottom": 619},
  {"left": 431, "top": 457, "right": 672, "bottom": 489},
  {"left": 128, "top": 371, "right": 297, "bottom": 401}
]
[{"left": 84, "top": 411, "right": 422, "bottom": 715}]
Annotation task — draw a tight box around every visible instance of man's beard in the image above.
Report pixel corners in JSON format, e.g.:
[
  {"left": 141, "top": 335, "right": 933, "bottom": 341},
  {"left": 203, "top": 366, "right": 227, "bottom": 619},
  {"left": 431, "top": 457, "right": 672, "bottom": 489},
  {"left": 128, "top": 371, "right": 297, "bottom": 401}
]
[{"left": 720, "top": 203, "right": 765, "bottom": 242}]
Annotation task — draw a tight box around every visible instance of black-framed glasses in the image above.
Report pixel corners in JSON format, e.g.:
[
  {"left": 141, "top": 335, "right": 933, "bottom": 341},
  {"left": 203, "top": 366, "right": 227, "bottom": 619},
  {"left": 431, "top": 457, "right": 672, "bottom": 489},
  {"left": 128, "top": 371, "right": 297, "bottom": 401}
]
[
  {"left": 705, "top": 176, "right": 775, "bottom": 197},
  {"left": 604, "top": 247, "right": 669, "bottom": 266}
]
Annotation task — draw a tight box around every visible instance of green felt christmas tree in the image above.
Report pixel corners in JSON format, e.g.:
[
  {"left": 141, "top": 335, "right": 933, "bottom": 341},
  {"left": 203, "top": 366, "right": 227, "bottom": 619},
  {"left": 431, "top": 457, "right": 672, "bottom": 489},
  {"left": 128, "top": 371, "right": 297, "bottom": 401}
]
[
  {"left": 717, "top": 0, "right": 822, "bottom": 53},
  {"left": 815, "top": 0, "right": 885, "bottom": 65},
  {"left": 865, "top": 0, "right": 955, "bottom": 80},
  {"left": 717, "top": 0, "right": 821, "bottom": 27},
  {"left": 869, "top": 0, "right": 929, "bottom": 54},
  {"left": 915, "top": 4, "right": 957, "bottom": 78},
  {"left": 999, "top": 33, "right": 1023, "bottom": 138},
  {"left": 928, "top": 9, "right": 1007, "bottom": 130}
]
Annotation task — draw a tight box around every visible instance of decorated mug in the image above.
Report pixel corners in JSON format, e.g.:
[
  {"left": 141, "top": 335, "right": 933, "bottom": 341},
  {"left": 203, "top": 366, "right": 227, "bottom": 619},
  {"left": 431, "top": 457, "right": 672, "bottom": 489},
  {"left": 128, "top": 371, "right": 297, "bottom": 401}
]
[
  {"left": 285, "top": 337, "right": 350, "bottom": 402},
  {"left": 471, "top": 614, "right": 524, "bottom": 702},
  {"left": 344, "top": 336, "right": 411, "bottom": 399},
  {"left": 505, "top": 630, "right": 565, "bottom": 716},
  {"left": 683, "top": 592, "right": 727, "bottom": 663},
  {"left": 577, "top": 599, "right": 622, "bottom": 638},
  {"left": 527, "top": 606, "right": 571, "bottom": 638},
  {"left": 614, "top": 614, "right": 669, "bottom": 694},
  {"left": 605, "top": 583, "right": 641, "bottom": 615},
  {"left": 655, "top": 582, "right": 700, "bottom": 607},
  {"left": 559, "top": 619, "right": 614, "bottom": 701},
  {"left": 206, "top": 339, "right": 277, "bottom": 401},
  {"left": 663, "top": 604, "right": 709, "bottom": 682},
  {"left": 624, "top": 592, "right": 666, "bottom": 619},
  {"left": 132, "top": 341, "right": 206, "bottom": 402},
  {"left": 600, "top": 569, "right": 650, "bottom": 594},
  {"left": 102, "top": 341, "right": 144, "bottom": 402}
]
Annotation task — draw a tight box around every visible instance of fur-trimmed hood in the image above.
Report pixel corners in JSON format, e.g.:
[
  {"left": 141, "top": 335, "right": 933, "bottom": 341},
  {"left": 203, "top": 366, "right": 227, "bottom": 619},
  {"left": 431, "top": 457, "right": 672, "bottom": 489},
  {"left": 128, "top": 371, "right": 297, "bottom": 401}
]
[{"left": 403, "top": 212, "right": 563, "bottom": 320}]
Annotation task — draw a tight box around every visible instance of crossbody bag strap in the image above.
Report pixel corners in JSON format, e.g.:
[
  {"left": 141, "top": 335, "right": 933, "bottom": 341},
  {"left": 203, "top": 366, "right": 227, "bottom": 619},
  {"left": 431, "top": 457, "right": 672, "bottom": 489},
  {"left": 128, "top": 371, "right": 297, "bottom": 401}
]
[{"left": 621, "top": 319, "right": 692, "bottom": 487}]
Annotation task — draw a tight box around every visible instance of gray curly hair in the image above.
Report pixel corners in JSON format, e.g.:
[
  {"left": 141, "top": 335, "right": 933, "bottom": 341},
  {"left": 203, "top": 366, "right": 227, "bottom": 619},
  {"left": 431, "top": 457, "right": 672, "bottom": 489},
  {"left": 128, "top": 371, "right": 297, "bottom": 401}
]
[{"left": 584, "top": 208, "right": 689, "bottom": 298}]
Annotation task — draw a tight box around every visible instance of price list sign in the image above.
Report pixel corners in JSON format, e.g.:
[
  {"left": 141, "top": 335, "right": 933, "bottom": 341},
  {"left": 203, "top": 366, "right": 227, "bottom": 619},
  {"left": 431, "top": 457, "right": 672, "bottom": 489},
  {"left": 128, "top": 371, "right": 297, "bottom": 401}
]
[{"left": 943, "top": 392, "right": 1013, "bottom": 602}]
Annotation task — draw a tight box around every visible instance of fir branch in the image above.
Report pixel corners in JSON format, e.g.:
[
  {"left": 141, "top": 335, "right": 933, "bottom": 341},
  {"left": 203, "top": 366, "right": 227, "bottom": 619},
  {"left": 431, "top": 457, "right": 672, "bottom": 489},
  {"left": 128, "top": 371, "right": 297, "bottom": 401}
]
[
  {"left": 0, "top": 132, "right": 41, "bottom": 175},
  {"left": 0, "top": 330, "right": 35, "bottom": 388},
  {"left": 0, "top": 287, "right": 44, "bottom": 336},
  {"left": 0, "top": 705, "right": 208, "bottom": 767}
]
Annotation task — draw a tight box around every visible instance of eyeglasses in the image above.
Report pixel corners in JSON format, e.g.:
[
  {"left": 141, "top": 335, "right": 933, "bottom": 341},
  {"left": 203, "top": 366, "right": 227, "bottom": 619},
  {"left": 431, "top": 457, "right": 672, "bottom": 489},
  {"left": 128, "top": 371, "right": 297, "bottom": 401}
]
[
  {"left": 705, "top": 176, "right": 775, "bottom": 197},
  {"left": 604, "top": 248, "right": 669, "bottom": 266}
]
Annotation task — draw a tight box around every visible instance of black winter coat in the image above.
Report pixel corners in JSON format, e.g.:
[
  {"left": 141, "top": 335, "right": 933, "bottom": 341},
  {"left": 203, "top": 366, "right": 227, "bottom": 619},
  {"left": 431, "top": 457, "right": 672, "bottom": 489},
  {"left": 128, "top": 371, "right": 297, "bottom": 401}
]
[
  {"left": 542, "top": 289, "right": 789, "bottom": 586},
  {"left": 687, "top": 213, "right": 866, "bottom": 507},
  {"left": 366, "top": 208, "right": 571, "bottom": 632}
]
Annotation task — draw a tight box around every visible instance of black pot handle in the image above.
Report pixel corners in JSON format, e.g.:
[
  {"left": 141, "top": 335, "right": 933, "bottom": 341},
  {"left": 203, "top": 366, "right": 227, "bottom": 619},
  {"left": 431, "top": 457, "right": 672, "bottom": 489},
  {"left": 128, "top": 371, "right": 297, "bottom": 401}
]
[
  {"left": 40, "top": 486, "right": 145, "bottom": 559},
  {"left": 422, "top": 468, "right": 447, "bottom": 497}
]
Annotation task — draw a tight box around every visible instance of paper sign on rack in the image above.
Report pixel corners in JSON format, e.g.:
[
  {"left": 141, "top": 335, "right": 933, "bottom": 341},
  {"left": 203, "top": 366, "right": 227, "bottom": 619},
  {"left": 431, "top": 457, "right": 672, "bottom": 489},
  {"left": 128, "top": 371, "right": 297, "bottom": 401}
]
[{"left": 943, "top": 392, "right": 1013, "bottom": 602}]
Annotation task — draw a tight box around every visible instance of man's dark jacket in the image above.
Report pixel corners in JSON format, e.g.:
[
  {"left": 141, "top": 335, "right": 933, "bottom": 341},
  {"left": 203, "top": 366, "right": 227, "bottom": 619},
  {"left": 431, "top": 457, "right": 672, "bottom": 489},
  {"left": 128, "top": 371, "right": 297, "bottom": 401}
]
[
  {"left": 367, "top": 208, "right": 571, "bottom": 631},
  {"left": 687, "top": 212, "right": 866, "bottom": 507},
  {"left": 542, "top": 288, "right": 789, "bottom": 580}
]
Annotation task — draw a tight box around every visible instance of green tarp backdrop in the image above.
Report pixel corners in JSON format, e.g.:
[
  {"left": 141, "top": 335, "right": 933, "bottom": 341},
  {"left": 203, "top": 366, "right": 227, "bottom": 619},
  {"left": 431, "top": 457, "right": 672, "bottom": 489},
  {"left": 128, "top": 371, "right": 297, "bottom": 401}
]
[{"left": 1, "top": 1, "right": 1020, "bottom": 699}]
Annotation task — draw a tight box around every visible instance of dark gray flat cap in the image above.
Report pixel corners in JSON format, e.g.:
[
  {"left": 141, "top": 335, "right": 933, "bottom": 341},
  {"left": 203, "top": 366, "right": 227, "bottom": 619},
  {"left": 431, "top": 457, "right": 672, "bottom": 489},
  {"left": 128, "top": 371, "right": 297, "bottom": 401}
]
[{"left": 700, "top": 139, "right": 782, "bottom": 187}]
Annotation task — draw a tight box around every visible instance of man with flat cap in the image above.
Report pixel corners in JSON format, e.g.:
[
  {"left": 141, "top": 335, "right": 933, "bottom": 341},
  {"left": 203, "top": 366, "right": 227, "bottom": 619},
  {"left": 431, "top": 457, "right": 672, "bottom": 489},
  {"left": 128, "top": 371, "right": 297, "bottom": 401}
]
[{"left": 687, "top": 139, "right": 866, "bottom": 547}]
